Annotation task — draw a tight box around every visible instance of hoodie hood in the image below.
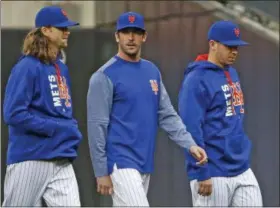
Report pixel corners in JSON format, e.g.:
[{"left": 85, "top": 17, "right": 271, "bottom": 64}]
[
  {"left": 185, "top": 54, "right": 226, "bottom": 76},
  {"left": 186, "top": 53, "right": 235, "bottom": 88},
  {"left": 18, "top": 50, "right": 64, "bottom": 64}
]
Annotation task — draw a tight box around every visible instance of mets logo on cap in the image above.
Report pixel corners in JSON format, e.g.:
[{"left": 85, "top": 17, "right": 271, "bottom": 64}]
[
  {"left": 61, "top": 9, "right": 68, "bottom": 17},
  {"left": 128, "top": 15, "right": 136, "bottom": 23},
  {"left": 150, "top": 80, "right": 158, "bottom": 95},
  {"left": 234, "top": 28, "right": 240, "bottom": 37}
]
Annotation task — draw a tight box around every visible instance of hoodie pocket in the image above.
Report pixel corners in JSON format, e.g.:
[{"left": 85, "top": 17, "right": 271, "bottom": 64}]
[
  {"left": 47, "top": 121, "right": 82, "bottom": 154},
  {"left": 223, "top": 134, "right": 251, "bottom": 163},
  {"left": 56, "top": 121, "right": 82, "bottom": 141}
]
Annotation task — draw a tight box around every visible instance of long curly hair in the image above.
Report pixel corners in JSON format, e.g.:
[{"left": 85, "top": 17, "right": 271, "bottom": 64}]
[{"left": 22, "top": 28, "right": 58, "bottom": 64}]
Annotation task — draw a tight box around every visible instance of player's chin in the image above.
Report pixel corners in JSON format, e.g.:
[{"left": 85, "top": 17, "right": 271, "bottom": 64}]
[
  {"left": 61, "top": 40, "right": 68, "bottom": 48},
  {"left": 125, "top": 46, "right": 139, "bottom": 54},
  {"left": 60, "top": 42, "right": 68, "bottom": 48},
  {"left": 226, "top": 59, "right": 235, "bottom": 65},
  {"left": 125, "top": 50, "right": 138, "bottom": 57}
]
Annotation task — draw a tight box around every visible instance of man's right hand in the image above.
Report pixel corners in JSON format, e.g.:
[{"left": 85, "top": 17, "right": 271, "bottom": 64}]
[
  {"left": 96, "top": 176, "right": 113, "bottom": 195},
  {"left": 198, "top": 178, "right": 212, "bottom": 196},
  {"left": 189, "top": 146, "right": 208, "bottom": 165}
]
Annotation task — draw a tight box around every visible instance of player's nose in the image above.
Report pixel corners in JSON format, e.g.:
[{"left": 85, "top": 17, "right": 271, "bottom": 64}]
[
  {"left": 232, "top": 50, "right": 238, "bottom": 56},
  {"left": 128, "top": 32, "right": 135, "bottom": 40}
]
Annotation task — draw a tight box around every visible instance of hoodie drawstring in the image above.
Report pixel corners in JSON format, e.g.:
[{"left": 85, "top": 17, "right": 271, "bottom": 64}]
[
  {"left": 54, "top": 63, "right": 62, "bottom": 87},
  {"left": 54, "top": 63, "right": 71, "bottom": 108},
  {"left": 224, "top": 70, "right": 236, "bottom": 115},
  {"left": 54, "top": 63, "right": 63, "bottom": 101}
]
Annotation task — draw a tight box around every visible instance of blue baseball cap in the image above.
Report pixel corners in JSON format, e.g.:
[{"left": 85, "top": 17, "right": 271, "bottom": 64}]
[
  {"left": 35, "top": 6, "right": 79, "bottom": 28},
  {"left": 116, "top": 12, "right": 145, "bottom": 31},
  {"left": 207, "top": 20, "right": 248, "bottom": 46}
]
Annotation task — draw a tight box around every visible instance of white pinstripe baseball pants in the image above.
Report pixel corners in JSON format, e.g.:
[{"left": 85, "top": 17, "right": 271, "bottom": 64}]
[
  {"left": 190, "top": 168, "right": 263, "bottom": 207},
  {"left": 2, "top": 159, "right": 80, "bottom": 207},
  {"left": 110, "top": 164, "right": 150, "bottom": 207}
]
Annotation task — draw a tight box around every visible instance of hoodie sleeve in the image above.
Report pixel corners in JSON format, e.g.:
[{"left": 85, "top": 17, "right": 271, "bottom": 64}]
[
  {"left": 87, "top": 71, "right": 113, "bottom": 177},
  {"left": 178, "top": 72, "right": 211, "bottom": 181},
  {"left": 3, "top": 61, "right": 57, "bottom": 137},
  {"left": 158, "top": 80, "right": 197, "bottom": 150}
]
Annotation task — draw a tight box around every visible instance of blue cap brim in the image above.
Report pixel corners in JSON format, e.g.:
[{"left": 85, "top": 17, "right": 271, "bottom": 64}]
[
  {"left": 117, "top": 25, "right": 145, "bottom": 31},
  {"left": 221, "top": 40, "right": 249, "bottom": 46},
  {"left": 53, "top": 20, "right": 79, "bottom": 28}
]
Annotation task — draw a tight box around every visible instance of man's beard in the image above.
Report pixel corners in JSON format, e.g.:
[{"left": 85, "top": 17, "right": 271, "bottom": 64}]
[
  {"left": 120, "top": 44, "right": 139, "bottom": 58},
  {"left": 124, "top": 51, "right": 137, "bottom": 58}
]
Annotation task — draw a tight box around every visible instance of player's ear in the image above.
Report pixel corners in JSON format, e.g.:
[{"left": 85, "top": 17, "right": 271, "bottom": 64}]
[
  {"left": 115, "top": 32, "right": 119, "bottom": 43},
  {"left": 40, "top": 27, "right": 49, "bottom": 36},
  {"left": 142, "top": 31, "right": 148, "bottom": 43},
  {"left": 209, "top": 40, "right": 217, "bottom": 51}
]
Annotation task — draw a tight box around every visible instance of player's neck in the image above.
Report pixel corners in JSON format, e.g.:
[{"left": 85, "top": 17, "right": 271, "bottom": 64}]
[
  {"left": 117, "top": 50, "right": 141, "bottom": 62},
  {"left": 49, "top": 43, "right": 60, "bottom": 59},
  {"left": 207, "top": 53, "right": 225, "bottom": 69}
]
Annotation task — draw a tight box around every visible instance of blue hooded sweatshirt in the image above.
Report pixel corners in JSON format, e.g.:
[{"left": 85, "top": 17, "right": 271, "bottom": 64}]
[
  {"left": 3, "top": 55, "right": 82, "bottom": 165},
  {"left": 178, "top": 54, "right": 252, "bottom": 181}
]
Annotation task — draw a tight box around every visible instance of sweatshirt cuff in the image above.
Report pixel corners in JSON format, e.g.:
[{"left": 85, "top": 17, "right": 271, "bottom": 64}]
[
  {"left": 186, "top": 139, "right": 198, "bottom": 151},
  {"left": 197, "top": 164, "right": 211, "bottom": 181},
  {"left": 94, "top": 163, "right": 109, "bottom": 177}
]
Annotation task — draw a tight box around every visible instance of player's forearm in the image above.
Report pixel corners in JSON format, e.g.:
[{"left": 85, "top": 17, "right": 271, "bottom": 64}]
[
  {"left": 159, "top": 105, "right": 197, "bottom": 150},
  {"left": 87, "top": 71, "right": 113, "bottom": 177},
  {"left": 4, "top": 110, "right": 56, "bottom": 137},
  {"left": 92, "top": 156, "right": 108, "bottom": 177},
  {"left": 158, "top": 80, "right": 197, "bottom": 150},
  {"left": 3, "top": 62, "right": 56, "bottom": 137},
  {"left": 87, "top": 120, "right": 109, "bottom": 177}
]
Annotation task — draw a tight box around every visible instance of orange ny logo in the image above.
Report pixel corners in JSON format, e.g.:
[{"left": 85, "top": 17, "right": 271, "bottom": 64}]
[
  {"left": 230, "top": 82, "right": 244, "bottom": 113},
  {"left": 128, "top": 15, "right": 135, "bottom": 23},
  {"left": 57, "top": 76, "right": 71, "bottom": 107},
  {"left": 149, "top": 80, "right": 158, "bottom": 95},
  {"left": 234, "top": 28, "right": 240, "bottom": 37},
  {"left": 61, "top": 9, "right": 68, "bottom": 18}
]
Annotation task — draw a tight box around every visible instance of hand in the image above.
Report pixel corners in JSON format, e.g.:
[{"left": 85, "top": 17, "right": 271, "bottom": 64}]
[
  {"left": 96, "top": 176, "right": 113, "bottom": 195},
  {"left": 189, "top": 146, "right": 208, "bottom": 165},
  {"left": 198, "top": 178, "right": 212, "bottom": 196}
]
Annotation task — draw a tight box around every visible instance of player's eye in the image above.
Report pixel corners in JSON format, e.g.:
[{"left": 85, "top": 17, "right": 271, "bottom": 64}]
[{"left": 55, "top": 27, "right": 69, "bottom": 32}]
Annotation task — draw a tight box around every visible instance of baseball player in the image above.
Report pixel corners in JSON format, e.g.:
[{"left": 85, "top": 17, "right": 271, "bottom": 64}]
[
  {"left": 2, "top": 6, "right": 82, "bottom": 206},
  {"left": 178, "top": 20, "right": 263, "bottom": 206},
  {"left": 87, "top": 12, "right": 208, "bottom": 207}
]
